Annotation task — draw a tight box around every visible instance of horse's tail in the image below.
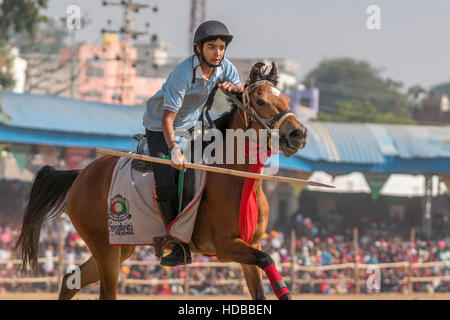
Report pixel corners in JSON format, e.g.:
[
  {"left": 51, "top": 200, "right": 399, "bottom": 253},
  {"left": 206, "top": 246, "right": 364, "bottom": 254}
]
[{"left": 15, "top": 165, "right": 80, "bottom": 273}]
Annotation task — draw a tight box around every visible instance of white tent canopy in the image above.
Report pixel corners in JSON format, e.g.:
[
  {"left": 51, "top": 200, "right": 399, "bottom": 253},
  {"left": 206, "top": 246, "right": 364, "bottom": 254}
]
[
  {"left": 380, "top": 174, "right": 447, "bottom": 197},
  {"left": 306, "top": 171, "right": 448, "bottom": 197},
  {"left": 307, "top": 171, "right": 371, "bottom": 193}
]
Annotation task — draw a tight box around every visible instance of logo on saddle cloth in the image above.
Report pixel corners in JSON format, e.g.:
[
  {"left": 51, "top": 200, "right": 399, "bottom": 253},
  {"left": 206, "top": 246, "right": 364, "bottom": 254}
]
[
  {"left": 109, "top": 194, "right": 132, "bottom": 222},
  {"left": 109, "top": 194, "right": 134, "bottom": 236}
]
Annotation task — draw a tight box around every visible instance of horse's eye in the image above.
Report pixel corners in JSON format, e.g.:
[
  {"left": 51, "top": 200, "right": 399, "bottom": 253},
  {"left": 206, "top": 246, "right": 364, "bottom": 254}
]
[{"left": 256, "top": 99, "right": 265, "bottom": 106}]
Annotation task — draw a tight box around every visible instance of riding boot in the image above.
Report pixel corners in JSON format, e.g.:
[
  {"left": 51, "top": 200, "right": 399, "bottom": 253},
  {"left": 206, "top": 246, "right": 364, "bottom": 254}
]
[{"left": 157, "top": 198, "right": 192, "bottom": 266}]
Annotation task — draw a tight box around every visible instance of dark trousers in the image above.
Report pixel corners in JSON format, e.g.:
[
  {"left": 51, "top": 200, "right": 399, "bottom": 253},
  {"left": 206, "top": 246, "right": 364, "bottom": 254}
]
[{"left": 146, "top": 129, "right": 180, "bottom": 203}]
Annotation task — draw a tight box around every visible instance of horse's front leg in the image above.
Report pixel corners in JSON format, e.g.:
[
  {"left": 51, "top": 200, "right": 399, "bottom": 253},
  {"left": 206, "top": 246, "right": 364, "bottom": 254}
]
[{"left": 215, "top": 238, "right": 291, "bottom": 300}]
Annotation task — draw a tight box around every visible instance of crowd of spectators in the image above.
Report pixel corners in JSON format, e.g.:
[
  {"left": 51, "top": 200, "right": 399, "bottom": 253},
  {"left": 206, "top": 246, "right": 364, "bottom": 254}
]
[
  {"left": 1, "top": 212, "right": 449, "bottom": 296},
  {"left": 0, "top": 179, "right": 30, "bottom": 229},
  {"left": 0, "top": 179, "right": 449, "bottom": 296}
]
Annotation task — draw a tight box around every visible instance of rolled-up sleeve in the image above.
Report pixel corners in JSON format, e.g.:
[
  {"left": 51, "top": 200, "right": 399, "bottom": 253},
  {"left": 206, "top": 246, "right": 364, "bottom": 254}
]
[{"left": 163, "top": 73, "right": 188, "bottom": 112}]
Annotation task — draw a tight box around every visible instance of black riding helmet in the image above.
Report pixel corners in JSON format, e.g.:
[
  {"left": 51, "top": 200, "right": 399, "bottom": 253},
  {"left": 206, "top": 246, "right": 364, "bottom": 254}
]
[{"left": 193, "top": 20, "right": 233, "bottom": 68}]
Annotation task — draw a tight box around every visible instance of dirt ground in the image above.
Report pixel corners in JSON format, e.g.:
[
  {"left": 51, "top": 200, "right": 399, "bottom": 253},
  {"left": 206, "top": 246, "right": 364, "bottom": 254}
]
[{"left": 0, "top": 292, "right": 449, "bottom": 300}]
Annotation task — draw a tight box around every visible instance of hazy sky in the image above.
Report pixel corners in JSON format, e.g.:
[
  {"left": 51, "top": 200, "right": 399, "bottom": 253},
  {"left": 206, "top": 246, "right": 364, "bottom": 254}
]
[{"left": 45, "top": 0, "right": 450, "bottom": 90}]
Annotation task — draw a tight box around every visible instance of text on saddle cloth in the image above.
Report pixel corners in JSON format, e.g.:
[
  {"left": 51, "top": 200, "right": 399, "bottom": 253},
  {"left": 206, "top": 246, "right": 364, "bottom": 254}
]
[{"left": 107, "top": 157, "right": 207, "bottom": 246}]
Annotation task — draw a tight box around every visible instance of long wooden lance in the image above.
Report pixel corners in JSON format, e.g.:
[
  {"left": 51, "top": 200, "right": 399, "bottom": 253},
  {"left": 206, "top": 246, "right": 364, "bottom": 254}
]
[{"left": 96, "top": 147, "right": 335, "bottom": 188}]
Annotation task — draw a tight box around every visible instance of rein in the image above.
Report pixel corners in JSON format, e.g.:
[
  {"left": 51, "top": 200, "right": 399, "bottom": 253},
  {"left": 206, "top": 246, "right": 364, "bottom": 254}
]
[{"left": 198, "top": 79, "right": 297, "bottom": 148}]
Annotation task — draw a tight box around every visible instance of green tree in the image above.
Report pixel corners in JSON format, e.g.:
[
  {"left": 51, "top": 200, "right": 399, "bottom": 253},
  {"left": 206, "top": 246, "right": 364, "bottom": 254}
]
[
  {"left": 406, "top": 84, "right": 427, "bottom": 112},
  {"left": 317, "top": 100, "right": 415, "bottom": 124},
  {"left": 10, "top": 18, "right": 68, "bottom": 55},
  {"left": 303, "top": 57, "right": 411, "bottom": 117},
  {"left": 430, "top": 82, "right": 450, "bottom": 99},
  {"left": 0, "top": 44, "right": 14, "bottom": 122},
  {"left": 0, "top": 0, "right": 48, "bottom": 92},
  {"left": 0, "top": 0, "right": 48, "bottom": 160},
  {"left": 0, "top": 0, "right": 48, "bottom": 44}
]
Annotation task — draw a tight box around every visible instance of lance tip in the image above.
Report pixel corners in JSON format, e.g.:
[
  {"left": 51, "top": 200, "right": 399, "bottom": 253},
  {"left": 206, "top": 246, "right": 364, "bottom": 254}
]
[{"left": 308, "top": 181, "right": 335, "bottom": 188}]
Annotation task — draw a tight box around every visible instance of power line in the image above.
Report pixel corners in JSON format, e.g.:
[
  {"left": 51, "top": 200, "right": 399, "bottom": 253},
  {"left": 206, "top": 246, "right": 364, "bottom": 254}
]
[{"left": 101, "top": 1, "right": 158, "bottom": 103}]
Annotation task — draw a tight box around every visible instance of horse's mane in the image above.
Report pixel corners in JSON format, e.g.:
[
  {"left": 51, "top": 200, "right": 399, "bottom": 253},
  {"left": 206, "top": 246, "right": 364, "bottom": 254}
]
[{"left": 213, "top": 61, "right": 279, "bottom": 134}]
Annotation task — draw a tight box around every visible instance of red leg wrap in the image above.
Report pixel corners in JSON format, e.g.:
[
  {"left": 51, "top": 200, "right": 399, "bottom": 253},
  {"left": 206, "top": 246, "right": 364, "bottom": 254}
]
[
  {"left": 263, "top": 264, "right": 290, "bottom": 299},
  {"left": 276, "top": 287, "right": 290, "bottom": 299}
]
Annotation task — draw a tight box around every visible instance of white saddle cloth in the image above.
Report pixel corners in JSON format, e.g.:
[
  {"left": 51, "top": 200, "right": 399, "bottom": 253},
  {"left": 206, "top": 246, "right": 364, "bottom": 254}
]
[{"left": 108, "top": 157, "right": 207, "bottom": 245}]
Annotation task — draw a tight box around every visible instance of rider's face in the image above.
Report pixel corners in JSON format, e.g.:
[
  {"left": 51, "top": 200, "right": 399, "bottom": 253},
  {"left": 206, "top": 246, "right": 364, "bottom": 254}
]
[{"left": 200, "top": 38, "right": 226, "bottom": 66}]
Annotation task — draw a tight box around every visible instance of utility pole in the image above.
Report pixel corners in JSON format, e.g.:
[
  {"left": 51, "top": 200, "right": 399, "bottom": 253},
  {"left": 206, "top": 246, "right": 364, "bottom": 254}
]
[
  {"left": 61, "top": 15, "right": 91, "bottom": 99},
  {"left": 101, "top": 0, "right": 157, "bottom": 104},
  {"left": 423, "top": 174, "right": 433, "bottom": 240},
  {"left": 70, "top": 28, "right": 75, "bottom": 99},
  {"left": 189, "top": 0, "right": 206, "bottom": 53}
]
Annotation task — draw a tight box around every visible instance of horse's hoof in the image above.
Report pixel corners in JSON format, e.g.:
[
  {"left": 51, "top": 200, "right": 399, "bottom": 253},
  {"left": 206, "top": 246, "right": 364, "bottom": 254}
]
[{"left": 279, "top": 293, "right": 291, "bottom": 300}]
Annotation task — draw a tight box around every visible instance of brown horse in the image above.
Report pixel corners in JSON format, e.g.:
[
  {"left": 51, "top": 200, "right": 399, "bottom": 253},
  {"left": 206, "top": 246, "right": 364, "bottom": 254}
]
[{"left": 15, "top": 62, "right": 307, "bottom": 300}]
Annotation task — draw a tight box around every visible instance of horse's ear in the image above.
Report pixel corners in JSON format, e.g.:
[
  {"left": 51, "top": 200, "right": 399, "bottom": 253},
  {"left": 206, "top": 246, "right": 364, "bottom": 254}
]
[
  {"left": 269, "top": 61, "right": 278, "bottom": 78},
  {"left": 249, "top": 62, "right": 265, "bottom": 82}
]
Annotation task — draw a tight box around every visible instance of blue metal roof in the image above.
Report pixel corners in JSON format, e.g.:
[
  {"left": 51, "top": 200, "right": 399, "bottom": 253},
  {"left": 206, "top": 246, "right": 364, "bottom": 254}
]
[
  {"left": 386, "top": 125, "right": 450, "bottom": 159},
  {"left": 296, "top": 122, "right": 450, "bottom": 164},
  {"left": 0, "top": 124, "right": 136, "bottom": 150},
  {"left": 297, "top": 122, "right": 386, "bottom": 164},
  {"left": 273, "top": 155, "right": 450, "bottom": 174},
  {"left": 1, "top": 91, "right": 145, "bottom": 136},
  {"left": 1, "top": 91, "right": 449, "bottom": 174}
]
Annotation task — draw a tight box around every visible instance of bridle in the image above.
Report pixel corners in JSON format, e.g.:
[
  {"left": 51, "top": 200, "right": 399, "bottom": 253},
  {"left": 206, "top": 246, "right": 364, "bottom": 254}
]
[
  {"left": 199, "top": 80, "right": 298, "bottom": 148},
  {"left": 238, "top": 80, "right": 296, "bottom": 133},
  {"left": 225, "top": 80, "right": 297, "bottom": 145}
]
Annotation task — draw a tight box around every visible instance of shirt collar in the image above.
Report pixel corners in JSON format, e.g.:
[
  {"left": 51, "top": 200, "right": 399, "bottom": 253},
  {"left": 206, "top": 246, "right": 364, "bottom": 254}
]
[{"left": 192, "top": 55, "right": 224, "bottom": 80}]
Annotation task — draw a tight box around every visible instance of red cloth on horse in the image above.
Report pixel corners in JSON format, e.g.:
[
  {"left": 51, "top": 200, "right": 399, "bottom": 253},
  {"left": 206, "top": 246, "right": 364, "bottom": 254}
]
[{"left": 239, "top": 142, "right": 271, "bottom": 244}]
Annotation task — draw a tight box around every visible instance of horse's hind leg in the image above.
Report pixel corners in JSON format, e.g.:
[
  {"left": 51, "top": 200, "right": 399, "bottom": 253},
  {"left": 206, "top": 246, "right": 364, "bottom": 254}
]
[
  {"left": 241, "top": 264, "right": 266, "bottom": 300},
  {"left": 58, "top": 256, "right": 100, "bottom": 300},
  {"left": 58, "top": 246, "right": 135, "bottom": 300}
]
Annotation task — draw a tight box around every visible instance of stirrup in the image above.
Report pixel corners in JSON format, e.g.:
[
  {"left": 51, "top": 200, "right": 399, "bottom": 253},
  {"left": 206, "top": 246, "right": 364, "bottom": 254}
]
[
  {"left": 160, "top": 240, "right": 191, "bottom": 266},
  {"left": 178, "top": 242, "right": 190, "bottom": 266}
]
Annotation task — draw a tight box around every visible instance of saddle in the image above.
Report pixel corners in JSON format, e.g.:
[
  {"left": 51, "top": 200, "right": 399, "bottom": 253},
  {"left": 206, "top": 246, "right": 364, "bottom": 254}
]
[
  {"left": 129, "top": 133, "right": 198, "bottom": 258},
  {"left": 131, "top": 134, "right": 153, "bottom": 172}
]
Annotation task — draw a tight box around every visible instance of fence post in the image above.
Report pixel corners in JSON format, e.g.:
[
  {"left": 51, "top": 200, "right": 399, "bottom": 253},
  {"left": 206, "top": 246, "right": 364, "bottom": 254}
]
[
  {"left": 184, "top": 265, "right": 190, "bottom": 296},
  {"left": 119, "top": 276, "right": 127, "bottom": 295},
  {"left": 119, "top": 263, "right": 127, "bottom": 295},
  {"left": 290, "top": 230, "right": 297, "bottom": 293},
  {"left": 353, "top": 228, "right": 360, "bottom": 294},
  {"left": 242, "top": 273, "right": 248, "bottom": 296},
  {"left": 408, "top": 228, "right": 415, "bottom": 293},
  {"left": 57, "top": 218, "right": 65, "bottom": 293}
]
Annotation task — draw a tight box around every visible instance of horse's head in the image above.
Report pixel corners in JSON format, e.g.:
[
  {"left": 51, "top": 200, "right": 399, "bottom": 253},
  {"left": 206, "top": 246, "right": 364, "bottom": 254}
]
[{"left": 243, "top": 61, "right": 307, "bottom": 157}]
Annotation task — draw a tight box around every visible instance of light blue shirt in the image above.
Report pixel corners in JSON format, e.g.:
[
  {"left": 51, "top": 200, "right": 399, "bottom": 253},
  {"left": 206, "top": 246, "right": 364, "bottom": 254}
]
[{"left": 143, "top": 55, "right": 241, "bottom": 132}]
